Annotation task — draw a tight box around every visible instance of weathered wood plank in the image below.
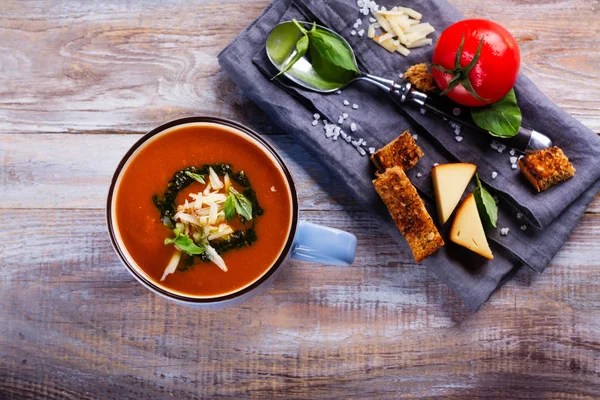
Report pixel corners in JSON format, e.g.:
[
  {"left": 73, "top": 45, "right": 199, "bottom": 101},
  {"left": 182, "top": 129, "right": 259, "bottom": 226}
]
[
  {"left": 1, "top": 133, "right": 597, "bottom": 213},
  {"left": 0, "top": 133, "right": 358, "bottom": 211},
  {"left": 1, "top": 209, "right": 599, "bottom": 399},
  {"left": 0, "top": 0, "right": 598, "bottom": 135}
]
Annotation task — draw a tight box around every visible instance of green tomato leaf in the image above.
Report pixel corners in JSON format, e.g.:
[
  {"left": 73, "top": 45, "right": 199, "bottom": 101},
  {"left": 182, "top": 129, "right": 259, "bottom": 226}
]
[
  {"left": 471, "top": 89, "right": 522, "bottom": 138},
  {"left": 164, "top": 231, "right": 205, "bottom": 255},
  {"left": 224, "top": 193, "right": 236, "bottom": 221},
  {"left": 308, "top": 29, "right": 359, "bottom": 74},
  {"left": 185, "top": 171, "right": 205, "bottom": 184},
  {"left": 473, "top": 174, "right": 498, "bottom": 228},
  {"left": 273, "top": 34, "right": 309, "bottom": 80},
  {"left": 230, "top": 187, "right": 253, "bottom": 221}
]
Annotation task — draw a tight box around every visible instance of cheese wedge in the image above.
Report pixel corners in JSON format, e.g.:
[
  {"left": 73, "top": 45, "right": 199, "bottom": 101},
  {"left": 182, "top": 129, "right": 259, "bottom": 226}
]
[
  {"left": 450, "top": 193, "right": 494, "bottom": 260},
  {"left": 431, "top": 163, "right": 476, "bottom": 224}
]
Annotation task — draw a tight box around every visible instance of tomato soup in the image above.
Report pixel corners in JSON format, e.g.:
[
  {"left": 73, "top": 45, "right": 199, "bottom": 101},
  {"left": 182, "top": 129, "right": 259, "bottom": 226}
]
[{"left": 111, "top": 122, "right": 294, "bottom": 298}]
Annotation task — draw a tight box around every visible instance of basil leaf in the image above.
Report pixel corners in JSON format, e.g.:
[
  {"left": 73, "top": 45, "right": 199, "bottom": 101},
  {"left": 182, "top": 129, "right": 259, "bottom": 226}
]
[
  {"left": 230, "top": 187, "right": 253, "bottom": 221},
  {"left": 292, "top": 18, "right": 308, "bottom": 35},
  {"left": 471, "top": 89, "right": 522, "bottom": 138},
  {"left": 185, "top": 171, "right": 205, "bottom": 184},
  {"left": 308, "top": 45, "right": 356, "bottom": 88},
  {"left": 224, "top": 193, "right": 236, "bottom": 221},
  {"left": 273, "top": 34, "right": 309, "bottom": 80},
  {"left": 308, "top": 29, "right": 359, "bottom": 74},
  {"left": 473, "top": 174, "right": 498, "bottom": 228},
  {"left": 164, "top": 232, "right": 205, "bottom": 255}
]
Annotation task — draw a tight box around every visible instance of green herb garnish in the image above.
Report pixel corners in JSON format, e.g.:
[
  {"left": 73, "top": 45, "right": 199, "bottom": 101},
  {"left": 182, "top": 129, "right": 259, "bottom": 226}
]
[
  {"left": 228, "top": 187, "right": 253, "bottom": 221},
  {"left": 308, "top": 23, "right": 359, "bottom": 74},
  {"left": 471, "top": 89, "right": 522, "bottom": 138},
  {"left": 164, "top": 229, "right": 205, "bottom": 255},
  {"left": 270, "top": 19, "right": 359, "bottom": 83},
  {"left": 184, "top": 171, "right": 205, "bottom": 184},
  {"left": 224, "top": 193, "right": 236, "bottom": 221},
  {"left": 273, "top": 25, "right": 309, "bottom": 80},
  {"left": 473, "top": 174, "right": 498, "bottom": 228}
]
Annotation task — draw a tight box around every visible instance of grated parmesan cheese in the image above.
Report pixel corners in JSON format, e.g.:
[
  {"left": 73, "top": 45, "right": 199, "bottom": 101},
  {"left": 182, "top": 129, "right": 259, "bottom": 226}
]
[{"left": 363, "top": 2, "right": 434, "bottom": 56}]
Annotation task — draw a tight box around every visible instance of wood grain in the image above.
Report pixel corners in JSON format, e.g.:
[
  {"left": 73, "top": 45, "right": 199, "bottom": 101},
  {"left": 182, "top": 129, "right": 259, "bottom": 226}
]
[
  {"left": 1, "top": 0, "right": 599, "bottom": 398},
  {"left": 0, "top": 0, "right": 598, "bottom": 135}
]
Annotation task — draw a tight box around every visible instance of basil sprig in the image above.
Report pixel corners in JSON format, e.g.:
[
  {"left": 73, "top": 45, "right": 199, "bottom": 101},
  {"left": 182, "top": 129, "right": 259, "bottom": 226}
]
[
  {"left": 184, "top": 171, "right": 205, "bottom": 184},
  {"left": 471, "top": 89, "right": 522, "bottom": 138},
  {"left": 473, "top": 174, "right": 498, "bottom": 228},
  {"left": 225, "top": 187, "right": 253, "bottom": 221},
  {"left": 271, "top": 19, "right": 359, "bottom": 82},
  {"left": 164, "top": 229, "right": 205, "bottom": 255}
]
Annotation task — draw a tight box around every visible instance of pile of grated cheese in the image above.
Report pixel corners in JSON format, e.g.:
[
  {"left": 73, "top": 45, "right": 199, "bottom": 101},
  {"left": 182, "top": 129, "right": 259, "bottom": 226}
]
[
  {"left": 160, "top": 167, "right": 232, "bottom": 281},
  {"left": 358, "top": 1, "right": 435, "bottom": 56}
]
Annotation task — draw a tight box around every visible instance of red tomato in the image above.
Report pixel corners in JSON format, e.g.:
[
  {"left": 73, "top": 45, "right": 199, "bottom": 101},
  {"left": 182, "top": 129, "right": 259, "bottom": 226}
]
[{"left": 432, "top": 19, "right": 520, "bottom": 107}]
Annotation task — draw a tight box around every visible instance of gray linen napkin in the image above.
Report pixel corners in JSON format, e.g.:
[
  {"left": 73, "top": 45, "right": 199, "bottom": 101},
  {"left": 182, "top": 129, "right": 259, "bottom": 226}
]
[{"left": 218, "top": 0, "right": 600, "bottom": 309}]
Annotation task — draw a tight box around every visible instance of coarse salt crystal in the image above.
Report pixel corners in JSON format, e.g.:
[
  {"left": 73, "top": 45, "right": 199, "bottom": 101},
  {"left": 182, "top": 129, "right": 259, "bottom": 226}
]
[
  {"left": 368, "top": 147, "right": 375, "bottom": 154},
  {"left": 369, "top": 17, "right": 376, "bottom": 23},
  {"left": 353, "top": 22, "right": 359, "bottom": 29},
  {"left": 412, "top": 134, "right": 418, "bottom": 140},
  {"left": 311, "top": 120, "right": 318, "bottom": 126},
  {"left": 419, "top": 108, "right": 426, "bottom": 115},
  {"left": 416, "top": 172, "right": 423, "bottom": 178},
  {"left": 336, "top": 90, "right": 342, "bottom": 95},
  {"left": 342, "top": 113, "right": 349, "bottom": 119},
  {"left": 270, "top": 186, "right": 276, "bottom": 192},
  {"left": 492, "top": 171, "right": 498, "bottom": 179},
  {"left": 433, "top": 163, "right": 439, "bottom": 167},
  {"left": 352, "top": 138, "right": 364, "bottom": 147},
  {"left": 344, "top": 135, "right": 352, "bottom": 143},
  {"left": 517, "top": 213, "right": 523, "bottom": 219},
  {"left": 313, "top": 113, "right": 320, "bottom": 120},
  {"left": 520, "top": 225, "right": 527, "bottom": 231},
  {"left": 509, "top": 149, "right": 515, "bottom": 156},
  {"left": 455, "top": 136, "right": 463, "bottom": 142},
  {"left": 343, "top": 100, "right": 350, "bottom": 106},
  {"left": 357, "top": 146, "right": 367, "bottom": 156},
  {"left": 358, "top": 29, "right": 365, "bottom": 37},
  {"left": 510, "top": 156, "right": 518, "bottom": 164},
  {"left": 351, "top": 30, "right": 357, "bottom": 36},
  {"left": 511, "top": 163, "right": 517, "bottom": 169},
  {"left": 500, "top": 227, "right": 510, "bottom": 236},
  {"left": 356, "top": 18, "right": 362, "bottom": 25},
  {"left": 338, "top": 116, "right": 344, "bottom": 124},
  {"left": 350, "top": 122, "right": 357, "bottom": 132},
  {"left": 352, "top": 104, "right": 359, "bottom": 109}
]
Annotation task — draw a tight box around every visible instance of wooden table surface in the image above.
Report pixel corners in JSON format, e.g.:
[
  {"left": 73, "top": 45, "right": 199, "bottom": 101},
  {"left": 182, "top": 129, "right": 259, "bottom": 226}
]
[{"left": 1, "top": 1, "right": 599, "bottom": 398}]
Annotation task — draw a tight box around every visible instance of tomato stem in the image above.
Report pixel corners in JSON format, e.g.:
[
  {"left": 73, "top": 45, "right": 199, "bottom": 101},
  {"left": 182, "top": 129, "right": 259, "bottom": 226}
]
[{"left": 433, "top": 35, "right": 488, "bottom": 103}]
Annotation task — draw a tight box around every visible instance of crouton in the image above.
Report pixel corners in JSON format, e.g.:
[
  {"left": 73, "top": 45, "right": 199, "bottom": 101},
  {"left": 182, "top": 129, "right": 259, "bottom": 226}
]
[
  {"left": 371, "top": 130, "right": 423, "bottom": 172},
  {"left": 373, "top": 167, "right": 444, "bottom": 262},
  {"left": 404, "top": 63, "right": 436, "bottom": 93},
  {"left": 518, "top": 146, "right": 575, "bottom": 192}
]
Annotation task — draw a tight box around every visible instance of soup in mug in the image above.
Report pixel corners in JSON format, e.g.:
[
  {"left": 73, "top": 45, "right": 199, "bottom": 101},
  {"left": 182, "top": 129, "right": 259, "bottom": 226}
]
[{"left": 112, "top": 123, "right": 294, "bottom": 298}]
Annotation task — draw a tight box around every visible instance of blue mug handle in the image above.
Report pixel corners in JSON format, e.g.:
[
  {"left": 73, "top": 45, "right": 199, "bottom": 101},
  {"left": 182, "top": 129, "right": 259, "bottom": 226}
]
[{"left": 290, "top": 220, "right": 357, "bottom": 266}]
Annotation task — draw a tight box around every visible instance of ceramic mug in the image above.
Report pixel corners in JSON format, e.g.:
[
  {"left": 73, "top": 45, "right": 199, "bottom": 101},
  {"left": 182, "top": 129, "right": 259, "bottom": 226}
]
[{"left": 106, "top": 116, "right": 357, "bottom": 308}]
